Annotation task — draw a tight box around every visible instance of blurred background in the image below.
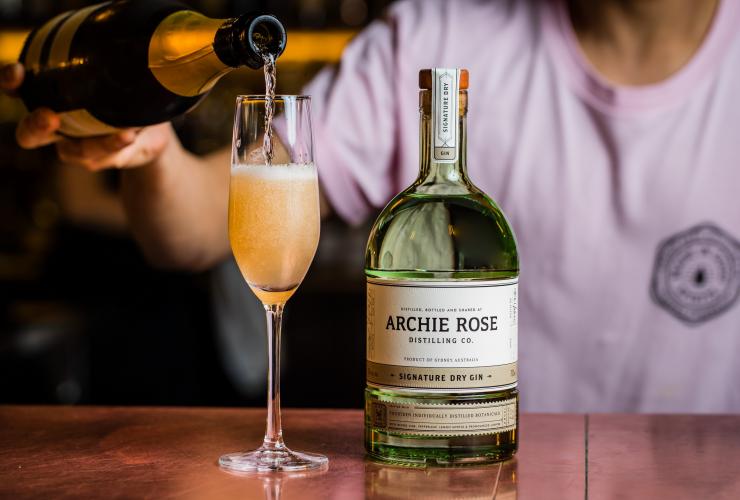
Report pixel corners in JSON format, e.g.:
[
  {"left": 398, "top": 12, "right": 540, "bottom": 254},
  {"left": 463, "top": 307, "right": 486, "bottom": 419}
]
[{"left": 0, "top": 0, "right": 392, "bottom": 408}]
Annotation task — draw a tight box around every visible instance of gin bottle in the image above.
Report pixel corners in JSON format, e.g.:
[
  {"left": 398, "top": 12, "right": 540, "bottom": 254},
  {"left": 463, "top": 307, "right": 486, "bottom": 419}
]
[{"left": 365, "top": 68, "right": 519, "bottom": 465}]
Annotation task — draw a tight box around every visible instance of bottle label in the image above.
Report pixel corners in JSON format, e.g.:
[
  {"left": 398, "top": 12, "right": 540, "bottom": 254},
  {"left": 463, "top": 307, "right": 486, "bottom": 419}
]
[
  {"left": 21, "top": 2, "right": 117, "bottom": 137},
  {"left": 432, "top": 68, "right": 459, "bottom": 163},
  {"left": 22, "top": 2, "right": 110, "bottom": 72},
  {"left": 366, "top": 278, "right": 518, "bottom": 390},
  {"left": 370, "top": 398, "right": 517, "bottom": 436}
]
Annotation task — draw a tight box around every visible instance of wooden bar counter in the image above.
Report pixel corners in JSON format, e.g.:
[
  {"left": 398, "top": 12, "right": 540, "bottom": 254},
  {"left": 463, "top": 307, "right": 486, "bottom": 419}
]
[{"left": 0, "top": 406, "right": 738, "bottom": 499}]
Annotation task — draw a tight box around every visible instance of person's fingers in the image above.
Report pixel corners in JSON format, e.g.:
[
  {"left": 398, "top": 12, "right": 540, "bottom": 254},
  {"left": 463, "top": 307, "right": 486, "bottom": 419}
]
[
  {"left": 57, "top": 140, "right": 111, "bottom": 172},
  {"left": 0, "top": 63, "right": 24, "bottom": 95},
  {"left": 57, "top": 124, "right": 170, "bottom": 171},
  {"left": 15, "top": 108, "right": 61, "bottom": 149},
  {"left": 59, "top": 143, "right": 137, "bottom": 172},
  {"left": 56, "top": 130, "right": 137, "bottom": 165},
  {"left": 56, "top": 140, "right": 83, "bottom": 164},
  {"left": 112, "top": 125, "right": 171, "bottom": 167}
]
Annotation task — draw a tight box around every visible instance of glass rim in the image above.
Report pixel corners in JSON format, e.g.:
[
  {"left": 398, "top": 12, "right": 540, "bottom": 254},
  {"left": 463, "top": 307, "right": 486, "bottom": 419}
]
[{"left": 236, "top": 94, "right": 311, "bottom": 101}]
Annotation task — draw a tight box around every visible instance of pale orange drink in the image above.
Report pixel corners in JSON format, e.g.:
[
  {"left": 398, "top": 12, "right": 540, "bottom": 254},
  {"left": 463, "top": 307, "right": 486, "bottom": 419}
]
[{"left": 228, "top": 163, "right": 320, "bottom": 305}]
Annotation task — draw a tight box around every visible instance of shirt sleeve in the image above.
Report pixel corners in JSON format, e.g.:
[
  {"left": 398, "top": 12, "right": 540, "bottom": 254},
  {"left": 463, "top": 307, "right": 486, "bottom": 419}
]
[{"left": 303, "top": 18, "right": 399, "bottom": 226}]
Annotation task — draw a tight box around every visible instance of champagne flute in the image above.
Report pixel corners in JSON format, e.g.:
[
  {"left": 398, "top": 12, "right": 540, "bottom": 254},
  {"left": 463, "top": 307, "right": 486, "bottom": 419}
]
[{"left": 219, "top": 95, "right": 327, "bottom": 472}]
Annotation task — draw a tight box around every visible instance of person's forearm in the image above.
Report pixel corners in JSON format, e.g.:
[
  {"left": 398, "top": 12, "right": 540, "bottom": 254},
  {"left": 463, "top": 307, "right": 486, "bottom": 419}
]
[{"left": 121, "top": 130, "right": 231, "bottom": 271}]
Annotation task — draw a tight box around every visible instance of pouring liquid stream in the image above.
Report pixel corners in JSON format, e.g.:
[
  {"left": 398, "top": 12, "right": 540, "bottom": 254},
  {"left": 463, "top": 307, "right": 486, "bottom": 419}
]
[{"left": 262, "top": 52, "right": 277, "bottom": 166}]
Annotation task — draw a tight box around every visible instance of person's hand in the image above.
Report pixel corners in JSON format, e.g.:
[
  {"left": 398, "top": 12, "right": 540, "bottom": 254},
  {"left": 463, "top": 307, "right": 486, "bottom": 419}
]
[{"left": 0, "top": 62, "right": 173, "bottom": 171}]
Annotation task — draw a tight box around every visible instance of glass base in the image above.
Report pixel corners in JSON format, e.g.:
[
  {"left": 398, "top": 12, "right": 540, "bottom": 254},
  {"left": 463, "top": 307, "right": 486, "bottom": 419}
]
[{"left": 219, "top": 447, "right": 328, "bottom": 472}]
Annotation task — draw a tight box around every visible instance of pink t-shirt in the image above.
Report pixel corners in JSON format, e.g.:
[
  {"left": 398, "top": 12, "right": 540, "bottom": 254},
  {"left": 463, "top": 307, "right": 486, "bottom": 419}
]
[{"left": 305, "top": 0, "right": 740, "bottom": 413}]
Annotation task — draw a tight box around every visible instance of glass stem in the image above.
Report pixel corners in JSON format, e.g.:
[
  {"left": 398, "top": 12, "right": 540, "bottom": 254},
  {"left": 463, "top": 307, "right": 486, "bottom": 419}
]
[{"left": 263, "top": 303, "right": 285, "bottom": 450}]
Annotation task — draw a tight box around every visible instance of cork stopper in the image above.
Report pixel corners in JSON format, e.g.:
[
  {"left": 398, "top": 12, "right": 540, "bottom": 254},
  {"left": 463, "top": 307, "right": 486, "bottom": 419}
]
[{"left": 419, "top": 69, "right": 469, "bottom": 90}]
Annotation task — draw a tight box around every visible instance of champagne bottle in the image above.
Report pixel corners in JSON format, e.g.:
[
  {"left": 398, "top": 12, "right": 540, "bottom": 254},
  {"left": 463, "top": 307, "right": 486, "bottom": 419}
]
[
  {"left": 18, "top": 0, "right": 286, "bottom": 137},
  {"left": 365, "top": 69, "right": 519, "bottom": 465}
]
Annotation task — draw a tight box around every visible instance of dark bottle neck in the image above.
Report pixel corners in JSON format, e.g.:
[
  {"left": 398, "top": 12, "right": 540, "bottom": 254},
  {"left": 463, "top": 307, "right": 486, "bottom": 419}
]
[
  {"left": 417, "top": 89, "right": 469, "bottom": 189},
  {"left": 149, "top": 11, "right": 285, "bottom": 97},
  {"left": 214, "top": 13, "right": 286, "bottom": 69}
]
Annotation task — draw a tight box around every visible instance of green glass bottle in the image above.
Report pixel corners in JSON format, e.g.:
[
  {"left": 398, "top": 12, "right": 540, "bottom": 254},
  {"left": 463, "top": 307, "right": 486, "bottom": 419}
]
[{"left": 364, "top": 68, "right": 520, "bottom": 466}]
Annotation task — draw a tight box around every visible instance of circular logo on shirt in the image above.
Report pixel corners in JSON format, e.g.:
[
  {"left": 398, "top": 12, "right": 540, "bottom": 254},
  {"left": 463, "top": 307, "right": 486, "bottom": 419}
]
[{"left": 651, "top": 224, "right": 740, "bottom": 324}]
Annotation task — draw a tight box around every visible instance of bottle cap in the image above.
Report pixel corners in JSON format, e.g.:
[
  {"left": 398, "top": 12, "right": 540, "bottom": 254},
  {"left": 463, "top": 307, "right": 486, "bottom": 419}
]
[{"left": 419, "top": 69, "right": 469, "bottom": 90}]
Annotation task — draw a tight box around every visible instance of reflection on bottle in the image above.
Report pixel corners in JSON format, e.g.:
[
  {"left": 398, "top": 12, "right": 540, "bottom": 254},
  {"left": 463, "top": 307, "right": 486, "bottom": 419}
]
[
  {"left": 379, "top": 202, "right": 455, "bottom": 271},
  {"left": 364, "top": 459, "right": 517, "bottom": 499}
]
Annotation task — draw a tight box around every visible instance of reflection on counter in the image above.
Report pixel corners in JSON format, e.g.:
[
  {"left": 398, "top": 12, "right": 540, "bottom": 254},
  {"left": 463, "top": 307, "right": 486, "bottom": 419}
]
[
  {"left": 364, "top": 459, "right": 517, "bottom": 499},
  {"left": 220, "top": 467, "right": 330, "bottom": 500}
]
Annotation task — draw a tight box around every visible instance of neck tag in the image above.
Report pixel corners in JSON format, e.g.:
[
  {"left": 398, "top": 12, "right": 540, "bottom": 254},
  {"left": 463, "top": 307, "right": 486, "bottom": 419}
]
[{"left": 432, "top": 68, "right": 459, "bottom": 163}]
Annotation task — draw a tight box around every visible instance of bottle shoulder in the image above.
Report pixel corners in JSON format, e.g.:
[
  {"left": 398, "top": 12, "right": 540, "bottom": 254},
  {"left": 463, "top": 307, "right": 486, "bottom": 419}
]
[{"left": 365, "top": 185, "right": 519, "bottom": 276}]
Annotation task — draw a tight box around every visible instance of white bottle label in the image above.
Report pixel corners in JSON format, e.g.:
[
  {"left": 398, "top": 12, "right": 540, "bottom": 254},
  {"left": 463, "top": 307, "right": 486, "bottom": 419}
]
[
  {"left": 366, "top": 278, "right": 518, "bottom": 391},
  {"left": 370, "top": 398, "right": 517, "bottom": 436},
  {"left": 432, "top": 68, "right": 459, "bottom": 163}
]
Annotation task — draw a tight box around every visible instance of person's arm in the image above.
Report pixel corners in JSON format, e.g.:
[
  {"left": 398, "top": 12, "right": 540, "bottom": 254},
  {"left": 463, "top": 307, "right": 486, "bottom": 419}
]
[
  {"left": 120, "top": 132, "right": 231, "bottom": 270},
  {"left": 2, "top": 63, "right": 332, "bottom": 270}
]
